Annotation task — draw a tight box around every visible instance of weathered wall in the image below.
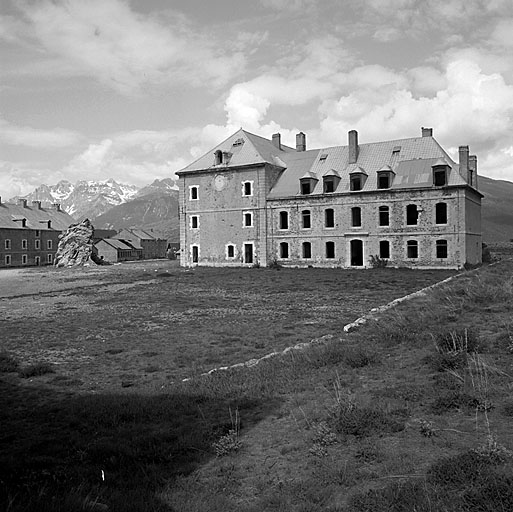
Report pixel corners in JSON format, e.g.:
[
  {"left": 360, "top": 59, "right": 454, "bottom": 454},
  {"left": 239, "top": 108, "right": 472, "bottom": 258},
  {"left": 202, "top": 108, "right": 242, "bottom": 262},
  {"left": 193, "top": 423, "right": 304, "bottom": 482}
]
[{"left": 463, "top": 189, "right": 483, "bottom": 265}]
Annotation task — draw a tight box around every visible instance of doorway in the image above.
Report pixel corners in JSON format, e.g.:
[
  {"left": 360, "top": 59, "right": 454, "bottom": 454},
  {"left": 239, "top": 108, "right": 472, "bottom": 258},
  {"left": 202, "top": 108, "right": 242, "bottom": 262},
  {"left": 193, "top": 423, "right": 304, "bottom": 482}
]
[
  {"left": 350, "top": 239, "right": 363, "bottom": 266},
  {"left": 244, "top": 243, "right": 253, "bottom": 264},
  {"left": 192, "top": 245, "right": 199, "bottom": 263}
]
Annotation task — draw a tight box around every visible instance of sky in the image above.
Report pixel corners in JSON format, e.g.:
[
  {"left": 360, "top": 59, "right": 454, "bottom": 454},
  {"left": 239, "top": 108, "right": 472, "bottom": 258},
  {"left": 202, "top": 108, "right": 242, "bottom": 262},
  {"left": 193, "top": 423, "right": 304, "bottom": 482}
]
[{"left": 2, "top": 0, "right": 513, "bottom": 199}]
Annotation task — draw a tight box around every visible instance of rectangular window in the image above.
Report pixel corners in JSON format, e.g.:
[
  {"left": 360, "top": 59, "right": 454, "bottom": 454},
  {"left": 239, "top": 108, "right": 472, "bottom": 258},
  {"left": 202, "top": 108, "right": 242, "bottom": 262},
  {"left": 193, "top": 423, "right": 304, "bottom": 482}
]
[
  {"left": 301, "top": 181, "right": 311, "bottom": 195},
  {"left": 436, "top": 240, "right": 448, "bottom": 259},
  {"left": 378, "top": 206, "right": 389, "bottom": 226},
  {"left": 5, "top": 239, "right": 11, "bottom": 250},
  {"left": 302, "top": 242, "right": 312, "bottom": 259},
  {"left": 324, "top": 179, "right": 335, "bottom": 193},
  {"left": 35, "top": 230, "right": 40, "bottom": 237},
  {"left": 242, "top": 181, "right": 253, "bottom": 196},
  {"left": 302, "top": 210, "right": 311, "bottom": 229},
  {"left": 22, "top": 239, "right": 27, "bottom": 250},
  {"left": 435, "top": 203, "right": 448, "bottom": 224},
  {"left": 35, "top": 239, "right": 41, "bottom": 250},
  {"left": 377, "top": 174, "right": 391, "bottom": 189},
  {"left": 5, "top": 255, "right": 11, "bottom": 265},
  {"left": 407, "top": 240, "right": 418, "bottom": 259},
  {"left": 350, "top": 176, "right": 363, "bottom": 191},
  {"left": 47, "top": 240, "right": 53, "bottom": 250},
  {"left": 22, "top": 254, "right": 28, "bottom": 265},
  {"left": 243, "top": 212, "right": 253, "bottom": 227},
  {"left": 351, "top": 207, "right": 361, "bottom": 227},
  {"left": 189, "top": 186, "right": 199, "bottom": 200},
  {"left": 47, "top": 254, "right": 53, "bottom": 264},
  {"left": 227, "top": 245, "right": 235, "bottom": 258},
  {"left": 191, "top": 245, "right": 199, "bottom": 263},
  {"left": 279, "top": 211, "right": 289, "bottom": 230},
  {"left": 190, "top": 215, "right": 199, "bottom": 229},
  {"left": 325, "top": 208, "right": 335, "bottom": 228},
  {"left": 433, "top": 169, "right": 447, "bottom": 186},
  {"left": 279, "top": 242, "right": 289, "bottom": 259},
  {"left": 406, "top": 204, "right": 418, "bottom": 225},
  {"left": 35, "top": 256, "right": 40, "bottom": 266},
  {"left": 326, "top": 241, "right": 335, "bottom": 259},
  {"left": 379, "top": 240, "right": 390, "bottom": 259}
]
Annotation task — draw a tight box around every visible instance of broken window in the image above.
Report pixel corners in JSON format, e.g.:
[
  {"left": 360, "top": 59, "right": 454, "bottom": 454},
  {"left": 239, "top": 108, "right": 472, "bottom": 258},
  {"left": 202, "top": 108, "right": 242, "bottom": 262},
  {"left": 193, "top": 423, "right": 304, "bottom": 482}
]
[
  {"left": 279, "top": 211, "right": 289, "bottom": 230},
  {"left": 324, "top": 178, "right": 335, "bottom": 193},
  {"left": 325, "top": 208, "right": 335, "bottom": 228},
  {"left": 406, "top": 204, "right": 418, "bottom": 225},
  {"left": 407, "top": 240, "right": 418, "bottom": 258},
  {"left": 302, "top": 210, "right": 311, "bottom": 229},
  {"left": 350, "top": 175, "right": 363, "bottom": 191},
  {"left": 351, "top": 207, "right": 361, "bottom": 227},
  {"left": 378, "top": 206, "right": 389, "bottom": 226},
  {"left": 435, "top": 202, "right": 447, "bottom": 224},
  {"left": 301, "top": 181, "right": 311, "bottom": 195},
  {"left": 377, "top": 173, "right": 392, "bottom": 189},
  {"left": 433, "top": 168, "right": 447, "bottom": 186},
  {"left": 279, "top": 242, "right": 289, "bottom": 258},
  {"left": 436, "top": 239, "right": 448, "bottom": 259},
  {"left": 379, "top": 240, "right": 390, "bottom": 259},
  {"left": 302, "top": 242, "right": 312, "bottom": 259},
  {"left": 214, "top": 150, "right": 223, "bottom": 165}
]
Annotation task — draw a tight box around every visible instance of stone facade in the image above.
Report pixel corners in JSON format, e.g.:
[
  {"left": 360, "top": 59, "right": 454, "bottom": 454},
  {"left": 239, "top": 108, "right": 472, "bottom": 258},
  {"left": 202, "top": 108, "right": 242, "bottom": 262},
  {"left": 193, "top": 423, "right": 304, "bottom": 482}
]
[{"left": 176, "top": 128, "right": 483, "bottom": 269}]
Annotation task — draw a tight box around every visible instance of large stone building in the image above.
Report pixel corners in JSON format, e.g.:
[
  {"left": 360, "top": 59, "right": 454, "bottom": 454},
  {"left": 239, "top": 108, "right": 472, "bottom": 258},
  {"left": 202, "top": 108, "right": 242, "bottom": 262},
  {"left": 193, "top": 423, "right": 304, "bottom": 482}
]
[
  {"left": 176, "top": 127, "right": 482, "bottom": 269},
  {"left": 0, "top": 198, "right": 75, "bottom": 268}
]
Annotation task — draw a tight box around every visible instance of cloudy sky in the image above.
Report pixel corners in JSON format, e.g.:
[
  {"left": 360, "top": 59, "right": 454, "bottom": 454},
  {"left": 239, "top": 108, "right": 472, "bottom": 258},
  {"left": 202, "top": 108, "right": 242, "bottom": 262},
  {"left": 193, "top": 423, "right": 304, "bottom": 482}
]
[{"left": 2, "top": 0, "right": 513, "bottom": 198}]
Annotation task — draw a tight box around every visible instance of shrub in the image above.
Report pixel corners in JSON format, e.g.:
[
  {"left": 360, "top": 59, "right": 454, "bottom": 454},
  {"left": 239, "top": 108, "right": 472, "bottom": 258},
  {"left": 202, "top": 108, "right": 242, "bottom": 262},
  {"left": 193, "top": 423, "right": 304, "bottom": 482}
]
[
  {"left": 0, "top": 352, "right": 19, "bottom": 372},
  {"left": 369, "top": 254, "right": 388, "bottom": 268},
  {"left": 343, "top": 346, "right": 379, "bottom": 368},
  {"left": 267, "top": 258, "right": 282, "bottom": 270},
  {"left": 482, "top": 243, "right": 493, "bottom": 264},
  {"left": 18, "top": 362, "right": 55, "bottom": 378},
  {"left": 434, "top": 328, "right": 481, "bottom": 354},
  {"left": 430, "top": 391, "right": 479, "bottom": 413}
]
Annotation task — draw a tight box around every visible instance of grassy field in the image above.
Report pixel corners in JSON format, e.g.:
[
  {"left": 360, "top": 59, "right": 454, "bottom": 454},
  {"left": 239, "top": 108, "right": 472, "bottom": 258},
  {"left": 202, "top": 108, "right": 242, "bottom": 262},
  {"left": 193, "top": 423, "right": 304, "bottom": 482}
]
[{"left": 1, "top": 260, "right": 513, "bottom": 511}]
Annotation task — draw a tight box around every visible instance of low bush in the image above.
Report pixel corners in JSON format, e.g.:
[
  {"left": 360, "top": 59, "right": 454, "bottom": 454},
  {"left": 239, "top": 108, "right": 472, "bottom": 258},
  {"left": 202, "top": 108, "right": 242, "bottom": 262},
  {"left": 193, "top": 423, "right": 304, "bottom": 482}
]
[
  {"left": 343, "top": 346, "right": 379, "bottom": 368},
  {"left": 18, "top": 362, "right": 55, "bottom": 378},
  {"left": 0, "top": 352, "right": 19, "bottom": 373},
  {"left": 434, "top": 328, "right": 481, "bottom": 354},
  {"left": 430, "top": 391, "right": 479, "bottom": 413}
]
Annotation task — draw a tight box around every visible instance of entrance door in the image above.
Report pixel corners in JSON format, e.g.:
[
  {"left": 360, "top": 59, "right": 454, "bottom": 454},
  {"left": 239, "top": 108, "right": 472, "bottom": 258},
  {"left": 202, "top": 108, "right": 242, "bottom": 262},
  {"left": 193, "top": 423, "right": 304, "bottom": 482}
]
[
  {"left": 192, "top": 245, "right": 199, "bottom": 263},
  {"left": 350, "top": 239, "right": 363, "bottom": 266},
  {"left": 244, "top": 243, "right": 253, "bottom": 264}
]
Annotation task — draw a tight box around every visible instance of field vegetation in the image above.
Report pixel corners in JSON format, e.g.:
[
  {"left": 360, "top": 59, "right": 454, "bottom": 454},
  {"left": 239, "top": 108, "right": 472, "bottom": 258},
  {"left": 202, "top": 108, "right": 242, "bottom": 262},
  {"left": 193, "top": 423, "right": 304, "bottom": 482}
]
[{"left": 1, "top": 259, "right": 513, "bottom": 511}]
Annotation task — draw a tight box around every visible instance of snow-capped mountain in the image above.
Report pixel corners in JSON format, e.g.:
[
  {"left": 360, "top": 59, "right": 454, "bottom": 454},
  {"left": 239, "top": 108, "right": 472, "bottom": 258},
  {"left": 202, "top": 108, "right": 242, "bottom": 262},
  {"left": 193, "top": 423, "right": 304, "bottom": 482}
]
[{"left": 10, "top": 179, "right": 141, "bottom": 220}]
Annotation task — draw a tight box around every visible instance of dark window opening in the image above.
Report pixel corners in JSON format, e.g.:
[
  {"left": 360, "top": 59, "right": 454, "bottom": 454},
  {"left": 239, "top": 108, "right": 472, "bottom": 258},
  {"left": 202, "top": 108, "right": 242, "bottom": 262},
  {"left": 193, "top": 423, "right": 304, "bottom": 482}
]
[
  {"left": 243, "top": 182, "right": 252, "bottom": 196},
  {"left": 436, "top": 240, "right": 448, "bottom": 259},
  {"left": 378, "top": 173, "right": 391, "bottom": 189},
  {"left": 350, "top": 176, "right": 363, "bottom": 191},
  {"left": 302, "top": 242, "right": 312, "bottom": 259},
  {"left": 378, "top": 206, "right": 389, "bottom": 226},
  {"left": 325, "top": 208, "right": 335, "bottom": 228},
  {"left": 191, "top": 216, "right": 198, "bottom": 229},
  {"left": 301, "top": 181, "right": 311, "bottom": 195},
  {"left": 326, "top": 241, "right": 335, "bottom": 259},
  {"left": 435, "top": 202, "right": 447, "bottom": 224},
  {"left": 227, "top": 245, "right": 235, "bottom": 258},
  {"left": 351, "top": 207, "right": 361, "bottom": 227},
  {"left": 35, "top": 230, "right": 40, "bottom": 237},
  {"left": 379, "top": 240, "right": 390, "bottom": 259},
  {"left": 406, "top": 204, "right": 418, "bottom": 225},
  {"left": 279, "top": 211, "right": 289, "bottom": 230},
  {"left": 190, "top": 186, "right": 198, "bottom": 200},
  {"left": 433, "top": 169, "right": 447, "bottom": 186},
  {"left": 407, "top": 240, "right": 418, "bottom": 258},
  {"left": 350, "top": 239, "right": 363, "bottom": 266},
  {"left": 192, "top": 246, "right": 199, "bottom": 263},
  {"left": 214, "top": 150, "right": 223, "bottom": 165},
  {"left": 280, "top": 242, "right": 289, "bottom": 259},
  {"left": 302, "top": 210, "right": 311, "bottom": 229},
  {"left": 324, "top": 179, "right": 335, "bottom": 193},
  {"left": 244, "top": 213, "right": 252, "bottom": 227}
]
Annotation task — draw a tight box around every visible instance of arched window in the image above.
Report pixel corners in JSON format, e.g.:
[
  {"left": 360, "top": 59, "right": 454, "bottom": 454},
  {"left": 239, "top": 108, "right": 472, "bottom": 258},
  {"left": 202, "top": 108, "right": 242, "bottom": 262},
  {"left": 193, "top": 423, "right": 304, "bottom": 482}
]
[
  {"left": 435, "top": 203, "right": 447, "bottom": 224},
  {"left": 302, "top": 210, "right": 311, "bottom": 229},
  {"left": 279, "top": 211, "right": 289, "bottom": 230}
]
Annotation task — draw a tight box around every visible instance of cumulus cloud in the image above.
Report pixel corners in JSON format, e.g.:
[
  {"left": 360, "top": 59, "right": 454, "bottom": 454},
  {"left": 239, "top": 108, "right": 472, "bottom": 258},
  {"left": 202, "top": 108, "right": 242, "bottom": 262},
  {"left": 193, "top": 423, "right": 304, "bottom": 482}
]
[
  {"left": 0, "top": 116, "right": 81, "bottom": 148},
  {"left": 6, "top": 0, "right": 249, "bottom": 94}
]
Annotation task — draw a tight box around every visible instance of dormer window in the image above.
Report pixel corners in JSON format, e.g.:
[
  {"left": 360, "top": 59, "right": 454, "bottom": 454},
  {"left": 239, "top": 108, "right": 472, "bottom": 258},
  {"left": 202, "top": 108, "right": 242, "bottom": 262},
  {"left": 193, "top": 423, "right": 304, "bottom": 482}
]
[
  {"left": 299, "top": 172, "right": 318, "bottom": 195},
  {"left": 214, "top": 150, "right": 223, "bottom": 165},
  {"left": 323, "top": 169, "right": 341, "bottom": 193},
  {"left": 349, "top": 167, "right": 367, "bottom": 191},
  {"left": 432, "top": 160, "right": 449, "bottom": 186},
  {"left": 377, "top": 165, "right": 395, "bottom": 189}
]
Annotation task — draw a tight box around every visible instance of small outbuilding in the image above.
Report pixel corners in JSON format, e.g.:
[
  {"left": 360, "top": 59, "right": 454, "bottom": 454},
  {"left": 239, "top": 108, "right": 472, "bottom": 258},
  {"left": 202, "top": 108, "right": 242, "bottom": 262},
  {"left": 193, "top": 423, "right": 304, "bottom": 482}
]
[{"left": 93, "top": 238, "right": 142, "bottom": 263}]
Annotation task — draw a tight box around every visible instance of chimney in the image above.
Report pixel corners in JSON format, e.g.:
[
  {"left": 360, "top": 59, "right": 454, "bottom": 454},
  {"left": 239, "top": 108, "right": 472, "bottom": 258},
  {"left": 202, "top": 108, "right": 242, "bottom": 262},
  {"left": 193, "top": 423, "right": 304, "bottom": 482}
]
[
  {"left": 18, "top": 198, "right": 27, "bottom": 208},
  {"left": 348, "top": 130, "right": 359, "bottom": 164},
  {"left": 421, "top": 127, "right": 433, "bottom": 137},
  {"left": 459, "top": 145, "right": 469, "bottom": 179},
  {"left": 296, "top": 132, "right": 306, "bottom": 152},
  {"left": 272, "top": 133, "right": 281, "bottom": 150},
  {"left": 52, "top": 203, "right": 61, "bottom": 212},
  {"left": 468, "top": 154, "right": 478, "bottom": 188},
  {"left": 32, "top": 200, "right": 42, "bottom": 210}
]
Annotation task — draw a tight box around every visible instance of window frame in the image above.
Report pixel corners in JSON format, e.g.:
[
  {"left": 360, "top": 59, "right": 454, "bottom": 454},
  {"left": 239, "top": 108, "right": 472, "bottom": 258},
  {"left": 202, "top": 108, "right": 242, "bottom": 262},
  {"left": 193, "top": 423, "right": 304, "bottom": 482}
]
[
  {"left": 302, "top": 241, "right": 312, "bottom": 259},
  {"left": 5, "top": 239, "right": 11, "bottom": 250},
  {"left": 35, "top": 239, "right": 41, "bottom": 250},
  {"left": 435, "top": 202, "right": 448, "bottom": 225},
  {"left": 47, "top": 254, "right": 53, "bottom": 264},
  {"left": 351, "top": 207, "right": 362, "bottom": 227},
  {"left": 22, "top": 239, "right": 27, "bottom": 250},
  {"left": 379, "top": 240, "right": 390, "bottom": 259},
  {"left": 325, "top": 208, "right": 335, "bottom": 228},
  {"left": 378, "top": 205, "right": 389, "bottom": 227},
  {"left": 226, "top": 244, "right": 236, "bottom": 259},
  {"left": 406, "top": 240, "right": 418, "bottom": 259},
  {"left": 190, "top": 215, "right": 199, "bottom": 229},
  {"left": 47, "top": 240, "right": 53, "bottom": 250},
  {"left": 436, "top": 239, "right": 448, "bottom": 259},
  {"left": 325, "top": 241, "right": 336, "bottom": 259},
  {"left": 242, "top": 180, "right": 253, "bottom": 197},
  {"left": 406, "top": 204, "right": 419, "bottom": 226},
  {"left": 301, "top": 210, "right": 311, "bottom": 229},
  {"left": 279, "top": 211, "right": 289, "bottom": 230},
  {"left": 5, "top": 254, "right": 11, "bottom": 265},
  {"left": 243, "top": 211, "right": 253, "bottom": 228},
  {"left": 433, "top": 168, "right": 447, "bottom": 187},
  {"left": 189, "top": 185, "right": 199, "bottom": 201},
  {"left": 279, "top": 242, "right": 289, "bottom": 259}
]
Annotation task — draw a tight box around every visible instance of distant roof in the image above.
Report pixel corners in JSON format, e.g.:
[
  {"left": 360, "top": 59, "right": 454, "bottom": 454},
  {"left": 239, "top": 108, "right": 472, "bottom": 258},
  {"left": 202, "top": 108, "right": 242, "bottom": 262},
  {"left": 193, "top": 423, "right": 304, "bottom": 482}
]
[
  {"left": 95, "top": 238, "right": 139, "bottom": 251},
  {"left": 0, "top": 201, "right": 75, "bottom": 230}
]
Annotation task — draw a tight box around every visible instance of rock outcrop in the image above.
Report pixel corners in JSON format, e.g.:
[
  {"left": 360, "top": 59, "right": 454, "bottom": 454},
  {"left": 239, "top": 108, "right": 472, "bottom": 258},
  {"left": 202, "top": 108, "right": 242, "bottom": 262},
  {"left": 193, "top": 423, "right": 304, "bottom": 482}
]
[{"left": 54, "top": 219, "right": 97, "bottom": 267}]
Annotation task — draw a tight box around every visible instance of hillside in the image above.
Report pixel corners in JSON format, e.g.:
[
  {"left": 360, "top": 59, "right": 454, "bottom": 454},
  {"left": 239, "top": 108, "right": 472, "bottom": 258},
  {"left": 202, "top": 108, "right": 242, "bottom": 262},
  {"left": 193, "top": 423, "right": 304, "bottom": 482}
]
[
  {"left": 92, "top": 188, "right": 180, "bottom": 241},
  {"left": 479, "top": 175, "right": 513, "bottom": 242}
]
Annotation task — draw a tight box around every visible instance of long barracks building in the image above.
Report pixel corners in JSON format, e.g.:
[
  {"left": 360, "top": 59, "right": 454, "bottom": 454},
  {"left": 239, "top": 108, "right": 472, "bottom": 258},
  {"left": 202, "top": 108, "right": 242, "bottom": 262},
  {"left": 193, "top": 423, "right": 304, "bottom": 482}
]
[{"left": 176, "top": 127, "right": 482, "bottom": 269}]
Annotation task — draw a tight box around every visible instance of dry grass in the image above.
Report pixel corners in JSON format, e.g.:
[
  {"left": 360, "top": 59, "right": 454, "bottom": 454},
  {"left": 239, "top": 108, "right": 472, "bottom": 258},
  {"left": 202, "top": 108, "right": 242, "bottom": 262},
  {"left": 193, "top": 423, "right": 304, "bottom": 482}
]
[{"left": 2, "top": 259, "right": 513, "bottom": 511}]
